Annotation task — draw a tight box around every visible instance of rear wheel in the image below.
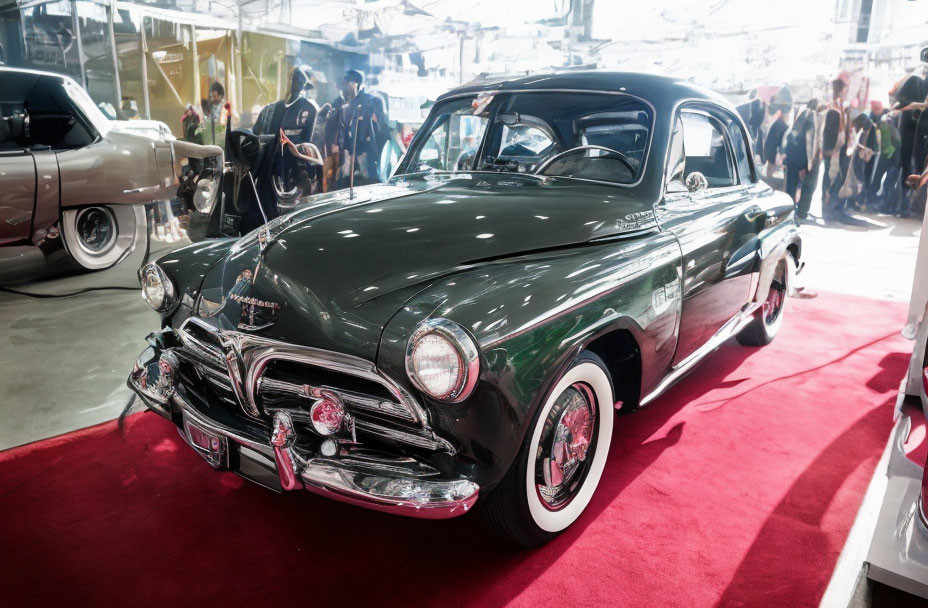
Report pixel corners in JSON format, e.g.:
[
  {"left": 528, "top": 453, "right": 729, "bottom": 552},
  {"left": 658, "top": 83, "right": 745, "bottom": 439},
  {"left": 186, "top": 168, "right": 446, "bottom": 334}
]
[
  {"left": 737, "top": 258, "right": 789, "bottom": 346},
  {"left": 483, "top": 351, "right": 614, "bottom": 546},
  {"left": 61, "top": 204, "right": 147, "bottom": 271}
]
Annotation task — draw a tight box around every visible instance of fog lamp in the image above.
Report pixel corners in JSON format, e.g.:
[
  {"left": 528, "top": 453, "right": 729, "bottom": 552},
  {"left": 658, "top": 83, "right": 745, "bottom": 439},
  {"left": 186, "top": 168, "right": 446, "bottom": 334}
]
[{"left": 310, "top": 390, "right": 345, "bottom": 436}]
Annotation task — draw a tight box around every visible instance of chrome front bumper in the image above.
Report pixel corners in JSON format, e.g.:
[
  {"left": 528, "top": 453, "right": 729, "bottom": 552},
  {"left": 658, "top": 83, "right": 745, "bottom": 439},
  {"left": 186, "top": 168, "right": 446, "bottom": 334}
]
[{"left": 128, "top": 342, "right": 478, "bottom": 520}]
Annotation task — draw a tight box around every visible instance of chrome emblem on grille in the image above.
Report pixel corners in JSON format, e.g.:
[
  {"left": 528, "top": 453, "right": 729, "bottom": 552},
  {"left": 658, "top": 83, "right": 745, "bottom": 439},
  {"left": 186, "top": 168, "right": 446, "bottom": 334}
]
[{"left": 216, "top": 330, "right": 261, "bottom": 418}]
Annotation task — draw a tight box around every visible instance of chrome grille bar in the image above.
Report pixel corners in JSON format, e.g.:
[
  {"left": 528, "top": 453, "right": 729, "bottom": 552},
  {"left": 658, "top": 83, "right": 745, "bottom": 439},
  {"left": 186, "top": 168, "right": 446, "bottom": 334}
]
[{"left": 257, "top": 377, "right": 418, "bottom": 423}]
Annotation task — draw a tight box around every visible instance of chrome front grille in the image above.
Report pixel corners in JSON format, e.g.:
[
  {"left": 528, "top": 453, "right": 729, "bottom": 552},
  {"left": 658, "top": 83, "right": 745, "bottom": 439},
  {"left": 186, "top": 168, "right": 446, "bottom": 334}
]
[
  {"left": 170, "top": 318, "right": 447, "bottom": 451},
  {"left": 255, "top": 362, "right": 418, "bottom": 424},
  {"left": 175, "top": 320, "right": 237, "bottom": 404}
]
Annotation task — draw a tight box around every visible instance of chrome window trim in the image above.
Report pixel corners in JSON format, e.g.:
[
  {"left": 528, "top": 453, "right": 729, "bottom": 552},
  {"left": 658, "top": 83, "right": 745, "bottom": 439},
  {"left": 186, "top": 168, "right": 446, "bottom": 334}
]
[{"left": 399, "top": 88, "right": 657, "bottom": 189}]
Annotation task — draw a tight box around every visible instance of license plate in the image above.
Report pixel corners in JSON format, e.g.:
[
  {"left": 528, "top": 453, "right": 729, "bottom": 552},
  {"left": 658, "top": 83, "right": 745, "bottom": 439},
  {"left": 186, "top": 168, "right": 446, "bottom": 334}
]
[{"left": 183, "top": 416, "right": 228, "bottom": 468}]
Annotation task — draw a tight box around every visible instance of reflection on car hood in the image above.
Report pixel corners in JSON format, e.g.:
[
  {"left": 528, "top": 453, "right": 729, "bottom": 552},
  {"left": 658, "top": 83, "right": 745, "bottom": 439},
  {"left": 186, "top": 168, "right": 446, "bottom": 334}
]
[{"left": 197, "top": 173, "right": 656, "bottom": 359}]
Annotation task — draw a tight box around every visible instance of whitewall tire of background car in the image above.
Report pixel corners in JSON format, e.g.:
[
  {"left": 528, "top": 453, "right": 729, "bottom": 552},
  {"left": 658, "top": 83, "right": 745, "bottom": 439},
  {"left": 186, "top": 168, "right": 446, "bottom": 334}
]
[
  {"left": 484, "top": 351, "right": 614, "bottom": 545},
  {"left": 61, "top": 204, "right": 147, "bottom": 271}
]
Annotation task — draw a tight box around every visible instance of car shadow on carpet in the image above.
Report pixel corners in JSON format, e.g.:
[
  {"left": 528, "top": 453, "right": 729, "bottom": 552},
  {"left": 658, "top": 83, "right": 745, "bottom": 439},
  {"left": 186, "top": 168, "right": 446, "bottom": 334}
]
[{"left": 714, "top": 402, "right": 893, "bottom": 607}]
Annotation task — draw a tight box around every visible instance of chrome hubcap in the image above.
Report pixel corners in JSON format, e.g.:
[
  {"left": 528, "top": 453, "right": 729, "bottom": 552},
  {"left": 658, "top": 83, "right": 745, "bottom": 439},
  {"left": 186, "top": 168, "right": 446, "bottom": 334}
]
[
  {"left": 535, "top": 382, "right": 597, "bottom": 510},
  {"left": 763, "top": 266, "right": 786, "bottom": 326},
  {"left": 75, "top": 207, "right": 116, "bottom": 254}
]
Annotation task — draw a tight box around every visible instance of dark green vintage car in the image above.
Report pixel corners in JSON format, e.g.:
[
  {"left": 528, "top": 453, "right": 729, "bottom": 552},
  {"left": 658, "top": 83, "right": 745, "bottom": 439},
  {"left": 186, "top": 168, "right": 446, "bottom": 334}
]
[{"left": 128, "top": 72, "right": 801, "bottom": 545}]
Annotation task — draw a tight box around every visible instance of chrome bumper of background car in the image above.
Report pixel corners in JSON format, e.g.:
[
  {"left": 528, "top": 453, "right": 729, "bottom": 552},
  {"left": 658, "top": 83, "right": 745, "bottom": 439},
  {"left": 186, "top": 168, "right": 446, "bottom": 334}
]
[
  {"left": 128, "top": 343, "right": 478, "bottom": 519},
  {"left": 865, "top": 408, "right": 928, "bottom": 599}
]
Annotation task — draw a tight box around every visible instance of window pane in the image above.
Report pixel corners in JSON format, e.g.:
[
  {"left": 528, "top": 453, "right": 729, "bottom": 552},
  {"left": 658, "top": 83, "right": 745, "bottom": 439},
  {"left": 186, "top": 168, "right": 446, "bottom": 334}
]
[
  {"left": 681, "top": 112, "right": 735, "bottom": 188},
  {"left": 727, "top": 121, "right": 754, "bottom": 183},
  {"left": 400, "top": 92, "right": 652, "bottom": 184},
  {"left": 405, "top": 97, "right": 488, "bottom": 172}
]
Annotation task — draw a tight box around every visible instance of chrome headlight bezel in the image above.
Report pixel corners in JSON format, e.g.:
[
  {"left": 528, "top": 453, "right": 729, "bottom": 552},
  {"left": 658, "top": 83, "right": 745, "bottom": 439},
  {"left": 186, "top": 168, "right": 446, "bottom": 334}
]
[
  {"left": 140, "top": 262, "right": 176, "bottom": 312},
  {"left": 405, "top": 318, "right": 480, "bottom": 403},
  {"left": 192, "top": 173, "right": 221, "bottom": 213}
]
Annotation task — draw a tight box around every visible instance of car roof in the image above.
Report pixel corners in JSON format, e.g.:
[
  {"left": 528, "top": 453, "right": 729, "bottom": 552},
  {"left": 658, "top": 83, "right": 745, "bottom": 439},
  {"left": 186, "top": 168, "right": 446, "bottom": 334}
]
[{"left": 437, "top": 70, "right": 730, "bottom": 112}]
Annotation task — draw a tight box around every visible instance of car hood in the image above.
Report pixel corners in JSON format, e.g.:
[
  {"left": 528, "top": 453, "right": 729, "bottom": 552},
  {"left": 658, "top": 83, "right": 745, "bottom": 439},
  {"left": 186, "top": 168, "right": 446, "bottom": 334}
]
[{"left": 196, "top": 173, "right": 656, "bottom": 360}]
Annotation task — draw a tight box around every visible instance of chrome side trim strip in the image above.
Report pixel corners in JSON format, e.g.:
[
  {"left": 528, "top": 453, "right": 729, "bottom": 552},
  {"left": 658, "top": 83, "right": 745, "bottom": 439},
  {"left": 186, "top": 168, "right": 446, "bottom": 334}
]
[{"left": 640, "top": 305, "right": 758, "bottom": 407}]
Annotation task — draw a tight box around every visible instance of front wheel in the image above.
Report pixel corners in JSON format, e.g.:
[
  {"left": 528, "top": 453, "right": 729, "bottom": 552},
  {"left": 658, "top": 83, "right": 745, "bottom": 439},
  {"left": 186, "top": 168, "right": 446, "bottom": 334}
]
[
  {"left": 483, "top": 351, "right": 614, "bottom": 546},
  {"left": 737, "top": 257, "right": 789, "bottom": 347}
]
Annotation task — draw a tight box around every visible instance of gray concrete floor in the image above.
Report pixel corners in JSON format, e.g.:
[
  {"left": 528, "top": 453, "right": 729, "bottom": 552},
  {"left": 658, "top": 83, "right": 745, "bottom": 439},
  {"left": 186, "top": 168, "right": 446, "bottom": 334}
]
[
  {"left": 0, "top": 208, "right": 921, "bottom": 451},
  {"left": 0, "top": 241, "right": 172, "bottom": 450}
]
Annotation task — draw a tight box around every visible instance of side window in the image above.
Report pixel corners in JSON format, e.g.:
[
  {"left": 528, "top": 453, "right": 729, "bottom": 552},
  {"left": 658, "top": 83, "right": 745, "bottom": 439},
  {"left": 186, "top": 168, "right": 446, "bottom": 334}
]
[
  {"left": 2, "top": 73, "right": 36, "bottom": 153},
  {"left": 24, "top": 78, "right": 95, "bottom": 150},
  {"left": 679, "top": 111, "right": 736, "bottom": 188},
  {"left": 727, "top": 119, "right": 755, "bottom": 184},
  {"left": 0, "top": 103, "right": 28, "bottom": 153}
]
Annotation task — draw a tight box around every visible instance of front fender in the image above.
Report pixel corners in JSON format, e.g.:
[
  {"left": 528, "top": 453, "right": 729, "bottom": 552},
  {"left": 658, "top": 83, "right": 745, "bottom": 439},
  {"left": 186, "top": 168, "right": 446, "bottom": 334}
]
[
  {"left": 378, "top": 234, "right": 682, "bottom": 491},
  {"left": 153, "top": 238, "right": 236, "bottom": 325}
]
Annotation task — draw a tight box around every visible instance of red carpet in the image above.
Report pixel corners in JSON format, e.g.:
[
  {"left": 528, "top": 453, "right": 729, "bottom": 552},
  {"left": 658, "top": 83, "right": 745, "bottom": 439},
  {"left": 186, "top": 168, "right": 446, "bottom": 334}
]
[{"left": 0, "top": 292, "right": 909, "bottom": 607}]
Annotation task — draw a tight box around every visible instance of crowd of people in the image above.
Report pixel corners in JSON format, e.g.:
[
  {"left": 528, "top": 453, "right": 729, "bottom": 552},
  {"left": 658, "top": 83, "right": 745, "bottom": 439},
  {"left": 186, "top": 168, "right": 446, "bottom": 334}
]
[{"left": 748, "top": 70, "right": 928, "bottom": 225}]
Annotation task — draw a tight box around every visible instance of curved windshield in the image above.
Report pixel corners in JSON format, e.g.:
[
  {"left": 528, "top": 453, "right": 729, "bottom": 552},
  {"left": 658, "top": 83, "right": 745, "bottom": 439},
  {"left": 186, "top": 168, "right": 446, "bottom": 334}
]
[{"left": 397, "top": 91, "right": 652, "bottom": 184}]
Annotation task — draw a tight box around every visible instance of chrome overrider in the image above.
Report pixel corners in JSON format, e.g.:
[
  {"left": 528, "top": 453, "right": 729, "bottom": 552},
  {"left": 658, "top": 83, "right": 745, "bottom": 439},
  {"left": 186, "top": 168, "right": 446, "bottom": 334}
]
[{"left": 128, "top": 326, "right": 479, "bottom": 519}]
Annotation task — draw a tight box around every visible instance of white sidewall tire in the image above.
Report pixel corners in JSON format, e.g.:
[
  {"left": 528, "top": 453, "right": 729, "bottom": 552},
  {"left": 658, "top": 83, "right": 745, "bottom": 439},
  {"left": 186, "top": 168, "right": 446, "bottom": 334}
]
[
  {"left": 61, "top": 204, "right": 145, "bottom": 271},
  {"left": 763, "top": 260, "right": 789, "bottom": 338},
  {"left": 525, "top": 361, "right": 613, "bottom": 533}
]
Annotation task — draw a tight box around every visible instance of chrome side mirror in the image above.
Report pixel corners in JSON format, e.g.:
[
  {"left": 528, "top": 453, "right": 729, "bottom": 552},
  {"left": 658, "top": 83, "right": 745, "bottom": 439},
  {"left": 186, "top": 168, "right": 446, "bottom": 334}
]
[
  {"left": 921, "top": 46, "right": 928, "bottom": 63},
  {"left": 685, "top": 171, "right": 708, "bottom": 193}
]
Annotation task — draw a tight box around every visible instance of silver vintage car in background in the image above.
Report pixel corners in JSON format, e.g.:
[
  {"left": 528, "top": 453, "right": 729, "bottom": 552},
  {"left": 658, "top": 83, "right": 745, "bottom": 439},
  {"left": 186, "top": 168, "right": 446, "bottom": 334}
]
[{"left": 0, "top": 67, "right": 222, "bottom": 283}]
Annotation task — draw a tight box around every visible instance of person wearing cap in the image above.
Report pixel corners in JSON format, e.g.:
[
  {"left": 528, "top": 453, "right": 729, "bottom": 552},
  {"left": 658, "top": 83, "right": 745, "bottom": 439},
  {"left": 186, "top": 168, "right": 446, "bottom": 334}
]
[{"left": 328, "top": 69, "right": 390, "bottom": 189}]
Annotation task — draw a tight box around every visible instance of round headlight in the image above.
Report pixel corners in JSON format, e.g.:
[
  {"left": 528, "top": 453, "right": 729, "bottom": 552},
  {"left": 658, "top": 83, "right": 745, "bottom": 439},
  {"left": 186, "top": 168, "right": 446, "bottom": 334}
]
[
  {"left": 193, "top": 175, "right": 220, "bottom": 213},
  {"left": 140, "top": 263, "right": 176, "bottom": 312},
  {"left": 406, "top": 319, "right": 479, "bottom": 402}
]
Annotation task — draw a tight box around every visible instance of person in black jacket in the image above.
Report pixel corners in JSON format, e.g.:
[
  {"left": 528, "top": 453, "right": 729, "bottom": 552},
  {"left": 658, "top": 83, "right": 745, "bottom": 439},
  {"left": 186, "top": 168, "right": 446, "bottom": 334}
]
[
  {"left": 762, "top": 105, "right": 789, "bottom": 186},
  {"left": 330, "top": 70, "right": 390, "bottom": 190},
  {"left": 253, "top": 65, "right": 321, "bottom": 203},
  {"left": 783, "top": 100, "right": 818, "bottom": 215}
]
